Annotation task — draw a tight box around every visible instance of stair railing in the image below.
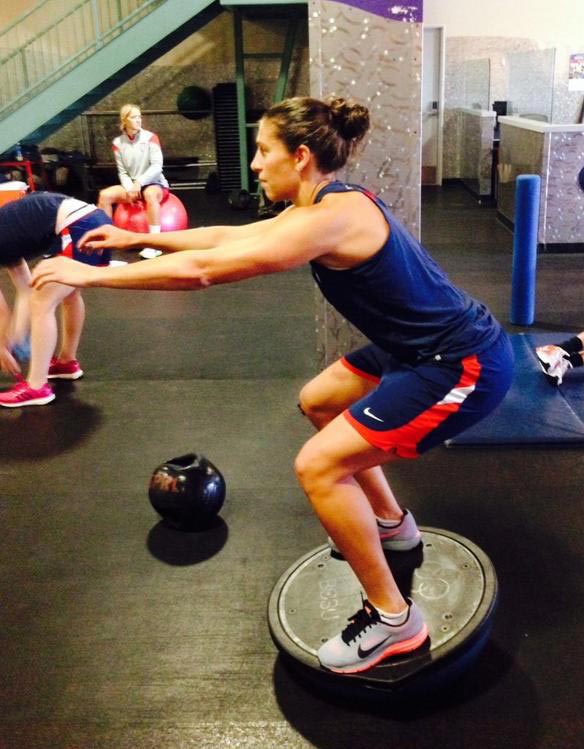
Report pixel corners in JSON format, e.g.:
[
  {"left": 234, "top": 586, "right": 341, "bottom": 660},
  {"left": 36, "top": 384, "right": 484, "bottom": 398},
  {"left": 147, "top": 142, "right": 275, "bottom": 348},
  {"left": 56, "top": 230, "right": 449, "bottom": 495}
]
[{"left": 0, "top": 0, "right": 164, "bottom": 119}]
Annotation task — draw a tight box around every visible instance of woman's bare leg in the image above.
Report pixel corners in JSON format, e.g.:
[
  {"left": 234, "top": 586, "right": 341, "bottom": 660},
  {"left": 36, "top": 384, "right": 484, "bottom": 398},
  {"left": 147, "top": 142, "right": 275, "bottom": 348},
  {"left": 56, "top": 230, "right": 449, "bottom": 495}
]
[
  {"left": 295, "top": 415, "right": 406, "bottom": 613},
  {"left": 299, "top": 360, "right": 404, "bottom": 521},
  {"left": 142, "top": 185, "right": 163, "bottom": 228},
  {"left": 27, "top": 283, "right": 77, "bottom": 389},
  {"left": 57, "top": 289, "right": 85, "bottom": 361},
  {"left": 98, "top": 185, "right": 128, "bottom": 218}
]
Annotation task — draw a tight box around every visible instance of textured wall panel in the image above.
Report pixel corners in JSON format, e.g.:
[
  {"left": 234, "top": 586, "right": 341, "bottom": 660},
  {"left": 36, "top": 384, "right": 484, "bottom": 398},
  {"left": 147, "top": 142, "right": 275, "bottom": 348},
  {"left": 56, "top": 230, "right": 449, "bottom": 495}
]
[
  {"left": 543, "top": 132, "right": 584, "bottom": 245},
  {"left": 309, "top": 0, "right": 422, "bottom": 367},
  {"left": 498, "top": 124, "right": 584, "bottom": 246}
]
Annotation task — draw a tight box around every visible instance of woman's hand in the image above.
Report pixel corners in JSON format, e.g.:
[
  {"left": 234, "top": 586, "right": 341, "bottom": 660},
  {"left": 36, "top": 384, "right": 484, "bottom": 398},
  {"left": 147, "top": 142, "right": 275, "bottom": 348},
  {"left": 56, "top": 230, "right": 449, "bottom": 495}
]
[
  {"left": 31, "top": 256, "right": 96, "bottom": 291},
  {"left": 78, "top": 223, "right": 136, "bottom": 252},
  {"left": 127, "top": 181, "right": 141, "bottom": 202},
  {"left": 0, "top": 345, "right": 21, "bottom": 377}
]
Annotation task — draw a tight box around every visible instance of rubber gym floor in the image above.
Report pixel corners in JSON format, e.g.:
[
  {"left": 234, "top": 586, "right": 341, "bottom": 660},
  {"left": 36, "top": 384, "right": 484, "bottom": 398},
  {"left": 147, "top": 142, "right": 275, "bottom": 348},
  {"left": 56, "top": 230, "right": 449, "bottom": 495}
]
[{"left": 1, "top": 184, "right": 583, "bottom": 749}]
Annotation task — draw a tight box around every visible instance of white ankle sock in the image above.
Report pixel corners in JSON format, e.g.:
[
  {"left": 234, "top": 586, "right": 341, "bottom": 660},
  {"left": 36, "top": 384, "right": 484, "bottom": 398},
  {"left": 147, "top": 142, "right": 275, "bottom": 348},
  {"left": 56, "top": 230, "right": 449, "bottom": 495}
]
[
  {"left": 377, "top": 605, "right": 409, "bottom": 625},
  {"left": 148, "top": 224, "right": 161, "bottom": 233},
  {"left": 376, "top": 515, "right": 402, "bottom": 527}
]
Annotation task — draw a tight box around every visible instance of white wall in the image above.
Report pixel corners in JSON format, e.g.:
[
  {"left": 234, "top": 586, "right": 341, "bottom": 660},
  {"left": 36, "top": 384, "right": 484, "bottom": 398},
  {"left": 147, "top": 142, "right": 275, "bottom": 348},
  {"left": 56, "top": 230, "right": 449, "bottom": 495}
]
[{"left": 423, "top": 0, "right": 584, "bottom": 47}]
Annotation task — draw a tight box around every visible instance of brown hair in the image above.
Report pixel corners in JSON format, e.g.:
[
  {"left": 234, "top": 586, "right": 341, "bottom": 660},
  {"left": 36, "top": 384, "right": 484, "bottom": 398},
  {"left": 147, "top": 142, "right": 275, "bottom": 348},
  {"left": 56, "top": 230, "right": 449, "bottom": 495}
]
[
  {"left": 262, "top": 96, "right": 370, "bottom": 172},
  {"left": 119, "top": 103, "right": 141, "bottom": 133}
]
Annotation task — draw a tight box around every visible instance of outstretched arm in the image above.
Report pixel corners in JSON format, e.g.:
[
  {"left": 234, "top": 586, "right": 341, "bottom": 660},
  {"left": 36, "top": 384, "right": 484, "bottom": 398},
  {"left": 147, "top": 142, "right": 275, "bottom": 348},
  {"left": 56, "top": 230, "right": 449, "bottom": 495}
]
[
  {"left": 77, "top": 210, "right": 290, "bottom": 254},
  {"left": 33, "top": 202, "right": 343, "bottom": 292}
]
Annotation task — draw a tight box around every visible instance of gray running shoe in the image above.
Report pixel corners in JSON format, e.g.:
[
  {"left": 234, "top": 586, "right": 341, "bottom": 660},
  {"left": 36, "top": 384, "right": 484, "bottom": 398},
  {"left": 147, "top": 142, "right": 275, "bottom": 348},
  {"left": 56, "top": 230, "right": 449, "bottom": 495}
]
[
  {"left": 318, "top": 597, "right": 428, "bottom": 673},
  {"left": 328, "top": 509, "right": 421, "bottom": 554},
  {"left": 535, "top": 345, "right": 572, "bottom": 385}
]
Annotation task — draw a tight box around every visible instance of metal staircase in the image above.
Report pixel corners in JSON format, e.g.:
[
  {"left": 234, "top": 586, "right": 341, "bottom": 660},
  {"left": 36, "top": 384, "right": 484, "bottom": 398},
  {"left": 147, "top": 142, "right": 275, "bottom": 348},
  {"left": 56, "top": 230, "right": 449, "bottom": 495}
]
[
  {"left": 0, "top": 0, "right": 221, "bottom": 155},
  {"left": 232, "top": 4, "right": 305, "bottom": 192},
  {"left": 0, "top": 0, "right": 307, "bottom": 172}
]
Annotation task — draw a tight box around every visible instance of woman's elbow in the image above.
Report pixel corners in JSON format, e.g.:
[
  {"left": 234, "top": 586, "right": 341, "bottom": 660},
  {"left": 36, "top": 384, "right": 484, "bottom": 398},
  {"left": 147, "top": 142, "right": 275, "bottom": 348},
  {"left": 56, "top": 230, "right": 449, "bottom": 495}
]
[{"left": 179, "top": 256, "right": 214, "bottom": 288}]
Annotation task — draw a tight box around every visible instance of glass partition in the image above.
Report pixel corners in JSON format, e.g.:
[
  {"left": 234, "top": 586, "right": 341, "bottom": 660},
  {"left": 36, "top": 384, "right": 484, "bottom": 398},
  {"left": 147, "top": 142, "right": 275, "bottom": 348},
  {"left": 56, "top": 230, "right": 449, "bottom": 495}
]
[
  {"left": 506, "top": 48, "right": 556, "bottom": 122},
  {"left": 462, "top": 58, "right": 490, "bottom": 110},
  {"left": 446, "top": 57, "right": 490, "bottom": 110}
]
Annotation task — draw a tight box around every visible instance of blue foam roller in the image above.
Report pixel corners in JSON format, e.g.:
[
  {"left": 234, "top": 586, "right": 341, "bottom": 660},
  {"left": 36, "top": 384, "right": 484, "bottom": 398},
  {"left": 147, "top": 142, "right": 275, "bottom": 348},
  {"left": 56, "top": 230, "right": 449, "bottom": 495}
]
[{"left": 510, "top": 175, "right": 541, "bottom": 326}]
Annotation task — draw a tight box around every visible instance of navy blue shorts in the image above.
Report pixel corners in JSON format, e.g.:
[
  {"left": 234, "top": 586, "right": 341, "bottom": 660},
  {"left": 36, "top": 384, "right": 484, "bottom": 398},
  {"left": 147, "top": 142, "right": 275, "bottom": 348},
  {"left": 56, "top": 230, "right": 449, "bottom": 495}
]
[
  {"left": 342, "top": 332, "right": 514, "bottom": 458},
  {"left": 59, "top": 208, "right": 112, "bottom": 267}
]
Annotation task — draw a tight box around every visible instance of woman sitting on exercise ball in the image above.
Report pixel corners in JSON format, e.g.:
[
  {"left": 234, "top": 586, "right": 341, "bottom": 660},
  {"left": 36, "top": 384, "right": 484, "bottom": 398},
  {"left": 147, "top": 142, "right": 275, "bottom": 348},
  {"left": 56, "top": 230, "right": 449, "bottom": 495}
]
[{"left": 98, "top": 103, "right": 168, "bottom": 258}]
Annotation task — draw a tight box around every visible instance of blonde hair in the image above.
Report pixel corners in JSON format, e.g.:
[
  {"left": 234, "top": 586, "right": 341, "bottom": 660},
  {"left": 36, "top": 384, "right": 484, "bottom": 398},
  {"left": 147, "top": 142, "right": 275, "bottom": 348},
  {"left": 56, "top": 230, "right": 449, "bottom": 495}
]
[{"left": 119, "top": 103, "right": 141, "bottom": 133}]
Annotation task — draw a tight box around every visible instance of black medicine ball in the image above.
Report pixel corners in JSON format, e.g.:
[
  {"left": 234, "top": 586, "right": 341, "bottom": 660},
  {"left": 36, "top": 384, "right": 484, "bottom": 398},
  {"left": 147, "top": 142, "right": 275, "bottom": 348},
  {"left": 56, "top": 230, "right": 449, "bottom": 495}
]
[{"left": 148, "top": 453, "right": 226, "bottom": 530}]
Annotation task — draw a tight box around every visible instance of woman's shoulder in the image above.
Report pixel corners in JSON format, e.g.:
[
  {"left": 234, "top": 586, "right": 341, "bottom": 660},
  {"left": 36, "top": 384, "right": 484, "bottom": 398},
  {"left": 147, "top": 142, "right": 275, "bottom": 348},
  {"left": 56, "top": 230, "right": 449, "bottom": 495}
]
[{"left": 141, "top": 130, "right": 161, "bottom": 147}]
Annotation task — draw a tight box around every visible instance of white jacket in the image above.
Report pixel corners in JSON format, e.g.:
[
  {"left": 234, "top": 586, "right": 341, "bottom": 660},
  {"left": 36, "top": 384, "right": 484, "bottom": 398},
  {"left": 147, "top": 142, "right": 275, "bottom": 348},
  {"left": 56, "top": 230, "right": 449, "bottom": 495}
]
[{"left": 112, "top": 129, "right": 169, "bottom": 191}]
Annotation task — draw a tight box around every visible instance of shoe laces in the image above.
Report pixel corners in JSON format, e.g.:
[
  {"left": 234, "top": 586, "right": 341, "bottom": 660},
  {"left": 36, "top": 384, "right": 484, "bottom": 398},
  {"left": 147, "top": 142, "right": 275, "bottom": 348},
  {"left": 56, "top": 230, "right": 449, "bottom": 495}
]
[{"left": 341, "top": 596, "right": 381, "bottom": 644}]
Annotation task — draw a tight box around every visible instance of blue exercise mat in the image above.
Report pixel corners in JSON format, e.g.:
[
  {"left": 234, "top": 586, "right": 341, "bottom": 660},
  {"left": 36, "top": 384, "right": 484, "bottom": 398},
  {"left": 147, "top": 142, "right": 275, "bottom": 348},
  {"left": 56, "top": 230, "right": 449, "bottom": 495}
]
[{"left": 447, "top": 333, "right": 584, "bottom": 447}]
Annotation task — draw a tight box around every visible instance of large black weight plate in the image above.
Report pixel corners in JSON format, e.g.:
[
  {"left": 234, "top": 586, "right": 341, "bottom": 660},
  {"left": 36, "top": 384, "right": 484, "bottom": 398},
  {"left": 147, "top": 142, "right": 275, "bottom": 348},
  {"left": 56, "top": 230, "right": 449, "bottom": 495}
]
[{"left": 268, "top": 528, "right": 497, "bottom": 695}]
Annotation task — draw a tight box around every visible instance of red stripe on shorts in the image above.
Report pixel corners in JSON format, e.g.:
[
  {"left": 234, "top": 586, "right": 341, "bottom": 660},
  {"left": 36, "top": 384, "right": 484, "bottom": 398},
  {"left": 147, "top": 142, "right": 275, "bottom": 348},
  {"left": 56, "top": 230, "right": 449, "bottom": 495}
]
[
  {"left": 60, "top": 228, "right": 74, "bottom": 258},
  {"left": 344, "top": 354, "right": 482, "bottom": 458},
  {"left": 341, "top": 356, "right": 381, "bottom": 384}
]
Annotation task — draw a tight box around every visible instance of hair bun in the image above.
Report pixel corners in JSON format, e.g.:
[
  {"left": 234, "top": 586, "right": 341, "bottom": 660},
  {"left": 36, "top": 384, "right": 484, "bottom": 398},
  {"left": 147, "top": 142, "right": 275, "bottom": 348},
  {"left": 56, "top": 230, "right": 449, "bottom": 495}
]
[
  {"left": 327, "top": 97, "right": 370, "bottom": 142},
  {"left": 263, "top": 95, "right": 370, "bottom": 172}
]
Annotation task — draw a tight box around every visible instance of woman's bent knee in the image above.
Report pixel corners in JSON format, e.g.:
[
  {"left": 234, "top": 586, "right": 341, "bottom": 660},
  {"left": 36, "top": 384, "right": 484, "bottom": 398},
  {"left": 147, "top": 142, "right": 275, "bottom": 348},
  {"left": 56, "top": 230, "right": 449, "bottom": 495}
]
[
  {"left": 298, "top": 383, "right": 317, "bottom": 422},
  {"left": 143, "top": 187, "right": 163, "bottom": 205},
  {"left": 294, "top": 444, "right": 316, "bottom": 488},
  {"left": 98, "top": 190, "right": 113, "bottom": 208},
  {"left": 298, "top": 381, "right": 337, "bottom": 427},
  {"left": 294, "top": 441, "right": 334, "bottom": 495}
]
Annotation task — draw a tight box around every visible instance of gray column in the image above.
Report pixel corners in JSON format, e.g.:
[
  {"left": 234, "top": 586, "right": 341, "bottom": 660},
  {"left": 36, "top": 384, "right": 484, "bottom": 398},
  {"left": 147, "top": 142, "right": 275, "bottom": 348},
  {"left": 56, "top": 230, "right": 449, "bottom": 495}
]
[{"left": 309, "top": 0, "right": 423, "bottom": 368}]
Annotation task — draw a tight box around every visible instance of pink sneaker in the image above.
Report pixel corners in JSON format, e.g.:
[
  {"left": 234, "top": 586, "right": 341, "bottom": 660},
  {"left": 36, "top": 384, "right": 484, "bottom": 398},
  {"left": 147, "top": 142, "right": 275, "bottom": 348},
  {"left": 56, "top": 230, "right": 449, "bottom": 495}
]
[
  {"left": 48, "top": 358, "right": 84, "bottom": 380},
  {"left": 0, "top": 381, "right": 55, "bottom": 408}
]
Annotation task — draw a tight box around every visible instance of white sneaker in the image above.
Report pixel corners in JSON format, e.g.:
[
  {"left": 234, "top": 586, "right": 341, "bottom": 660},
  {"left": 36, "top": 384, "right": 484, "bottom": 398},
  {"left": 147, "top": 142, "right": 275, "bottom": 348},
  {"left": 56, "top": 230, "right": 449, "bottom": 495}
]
[
  {"left": 535, "top": 345, "right": 572, "bottom": 385},
  {"left": 328, "top": 509, "right": 421, "bottom": 555},
  {"left": 317, "top": 597, "right": 428, "bottom": 673},
  {"left": 139, "top": 248, "right": 163, "bottom": 259}
]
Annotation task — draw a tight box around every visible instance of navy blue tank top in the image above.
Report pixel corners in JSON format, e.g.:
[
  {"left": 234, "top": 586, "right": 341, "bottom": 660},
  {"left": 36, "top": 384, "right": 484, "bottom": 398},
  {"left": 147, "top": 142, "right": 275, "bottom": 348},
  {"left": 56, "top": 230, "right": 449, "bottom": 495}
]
[
  {"left": 310, "top": 182, "right": 501, "bottom": 363},
  {"left": 0, "top": 191, "right": 67, "bottom": 265}
]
